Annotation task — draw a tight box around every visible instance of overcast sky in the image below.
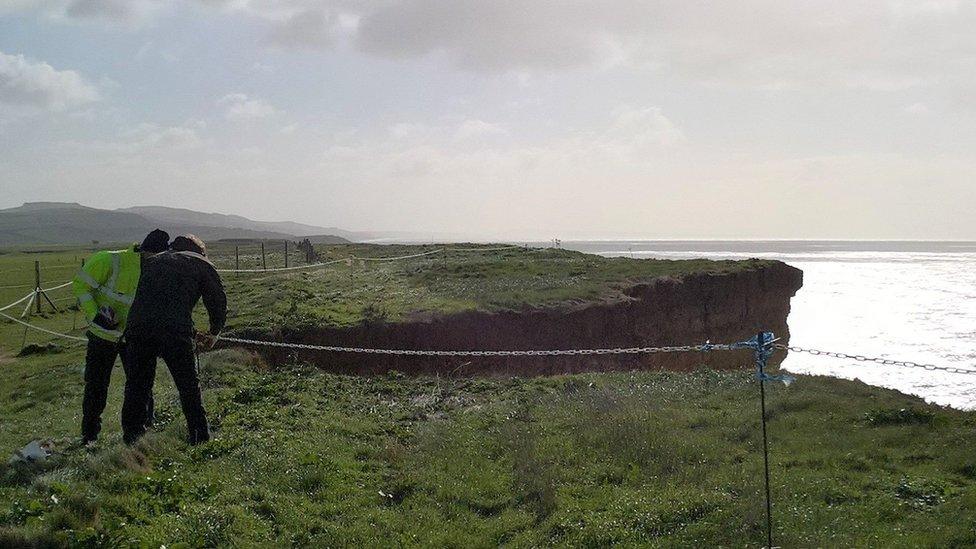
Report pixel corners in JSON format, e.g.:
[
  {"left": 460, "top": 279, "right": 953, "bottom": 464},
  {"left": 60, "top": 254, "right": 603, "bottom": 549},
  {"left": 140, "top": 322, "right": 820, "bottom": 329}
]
[{"left": 2, "top": 1, "right": 975, "bottom": 240}]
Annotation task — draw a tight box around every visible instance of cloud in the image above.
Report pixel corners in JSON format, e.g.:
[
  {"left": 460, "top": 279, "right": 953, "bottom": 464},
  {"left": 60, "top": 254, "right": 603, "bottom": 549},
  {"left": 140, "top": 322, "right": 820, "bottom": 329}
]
[
  {"left": 455, "top": 119, "right": 507, "bottom": 140},
  {"left": 64, "top": 0, "right": 164, "bottom": 25},
  {"left": 388, "top": 122, "right": 431, "bottom": 140},
  {"left": 3, "top": 0, "right": 164, "bottom": 26},
  {"left": 11, "top": 1, "right": 976, "bottom": 92},
  {"left": 266, "top": 9, "right": 336, "bottom": 50},
  {"left": 354, "top": 1, "right": 607, "bottom": 71},
  {"left": 238, "top": 0, "right": 976, "bottom": 92},
  {"left": 122, "top": 121, "right": 205, "bottom": 149},
  {"left": 387, "top": 119, "right": 508, "bottom": 141},
  {"left": 68, "top": 120, "right": 206, "bottom": 157},
  {"left": 608, "top": 106, "right": 685, "bottom": 146},
  {"left": 217, "top": 93, "right": 277, "bottom": 120},
  {"left": 66, "top": 0, "right": 131, "bottom": 20},
  {"left": 0, "top": 50, "right": 99, "bottom": 110},
  {"left": 905, "top": 102, "right": 930, "bottom": 115},
  {"left": 330, "top": 105, "right": 682, "bottom": 184}
]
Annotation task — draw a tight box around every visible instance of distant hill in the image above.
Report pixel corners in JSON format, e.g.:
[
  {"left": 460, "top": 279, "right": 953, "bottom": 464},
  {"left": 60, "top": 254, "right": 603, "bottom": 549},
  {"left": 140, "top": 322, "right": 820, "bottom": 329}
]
[
  {"left": 0, "top": 202, "right": 351, "bottom": 246},
  {"left": 120, "top": 206, "right": 380, "bottom": 242}
]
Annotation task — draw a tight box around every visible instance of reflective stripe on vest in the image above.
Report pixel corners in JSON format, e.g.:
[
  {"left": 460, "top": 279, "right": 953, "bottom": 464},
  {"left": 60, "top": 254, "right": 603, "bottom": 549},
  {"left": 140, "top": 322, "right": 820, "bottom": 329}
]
[
  {"left": 81, "top": 252, "right": 131, "bottom": 306},
  {"left": 89, "top": 323, "right": 122, "bottom": 340},
  {"left": 76, "top": 269, "right": 101, "bottom": 290},
  {"left": 107, "top": 253, "right": 120, "bottom": 293},
  {"left": 102, "top": 288, "right": 133, "bottom": 306}
]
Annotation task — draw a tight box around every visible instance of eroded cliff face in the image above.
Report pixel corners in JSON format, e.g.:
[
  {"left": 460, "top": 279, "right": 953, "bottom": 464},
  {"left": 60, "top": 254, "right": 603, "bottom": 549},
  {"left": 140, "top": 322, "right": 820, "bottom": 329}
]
[{"left": 251, "top": 261, "right": 803, "bottom": 376}]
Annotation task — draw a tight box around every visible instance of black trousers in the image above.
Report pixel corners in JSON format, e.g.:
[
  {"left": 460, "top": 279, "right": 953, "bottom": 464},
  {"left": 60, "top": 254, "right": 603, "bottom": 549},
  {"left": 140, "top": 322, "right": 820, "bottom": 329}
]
[
  {"left": 82, "top": 334, "right": 153, "bottom": 442},
  {"left": 122, "top": 332, "right": 210, "bottom": 445}
]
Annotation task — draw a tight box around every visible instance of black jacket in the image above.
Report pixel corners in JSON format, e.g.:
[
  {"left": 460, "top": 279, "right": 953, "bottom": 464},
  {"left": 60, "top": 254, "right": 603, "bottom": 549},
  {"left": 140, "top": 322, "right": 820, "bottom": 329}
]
[{"left": 126, "top": 251, "right": 227, "bottom": 338}]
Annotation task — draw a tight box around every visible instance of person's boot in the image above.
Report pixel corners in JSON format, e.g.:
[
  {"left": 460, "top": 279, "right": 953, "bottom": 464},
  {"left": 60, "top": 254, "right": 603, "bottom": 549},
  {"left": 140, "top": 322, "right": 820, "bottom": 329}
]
[
  {"left": 122, "top": 427, "right": 144, "bottom": 447},
  {"left": 81, "top": 426, "right": 98, "bottom": 446},
  {"left": 188, "top": 425, "right": 211, "bottom": 445}
]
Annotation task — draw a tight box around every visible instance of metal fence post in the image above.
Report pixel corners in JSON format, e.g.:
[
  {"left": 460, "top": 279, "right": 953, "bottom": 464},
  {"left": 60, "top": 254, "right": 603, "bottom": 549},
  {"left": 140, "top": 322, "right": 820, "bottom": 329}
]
[{"left": 756, "top": 331, "right": 773, "bottom": 549}]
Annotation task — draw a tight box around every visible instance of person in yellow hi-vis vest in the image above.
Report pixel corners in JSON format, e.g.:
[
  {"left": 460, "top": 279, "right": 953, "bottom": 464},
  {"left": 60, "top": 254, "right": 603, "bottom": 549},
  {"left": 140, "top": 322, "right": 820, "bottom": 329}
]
[{"left": 72, "top": 229, "right": 170, "bottom": 444}]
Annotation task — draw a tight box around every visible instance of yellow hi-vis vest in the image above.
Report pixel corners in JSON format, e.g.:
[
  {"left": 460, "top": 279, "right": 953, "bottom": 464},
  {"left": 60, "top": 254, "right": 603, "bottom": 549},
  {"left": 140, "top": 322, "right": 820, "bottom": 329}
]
[{"left": 72, "top": 245, "right": 141, "bottom": 342}]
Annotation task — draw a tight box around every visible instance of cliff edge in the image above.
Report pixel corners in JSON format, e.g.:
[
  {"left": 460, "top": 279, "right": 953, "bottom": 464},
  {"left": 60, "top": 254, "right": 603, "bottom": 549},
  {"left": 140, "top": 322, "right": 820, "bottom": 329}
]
[{"left": 250, "top": 260, "right": 803, "bottom": 376}]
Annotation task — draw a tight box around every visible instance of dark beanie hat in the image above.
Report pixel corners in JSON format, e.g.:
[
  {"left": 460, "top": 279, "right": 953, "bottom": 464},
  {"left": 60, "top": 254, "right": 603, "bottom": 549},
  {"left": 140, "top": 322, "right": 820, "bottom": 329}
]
[{"left": 138, "top": 229, "right": 170, "bottom": 253}]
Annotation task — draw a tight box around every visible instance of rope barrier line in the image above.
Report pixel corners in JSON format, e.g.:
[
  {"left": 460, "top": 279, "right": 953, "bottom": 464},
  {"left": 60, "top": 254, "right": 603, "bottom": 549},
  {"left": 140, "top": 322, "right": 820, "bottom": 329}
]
[
  {"left": 0, "top": 264, "right": 79, "bottom": 274},
  {"left": 352, "top": 249, "right": 444, "bottom": 262},
  {"left": 216, "top": 249, "right": 444, "bottom": 273},
  {"left": 0, "top": 291, "right": 36, "bottom": 313},
  {"left": 0, "top": 311, "right": 87, "bottom": 342},
  {"left": 0, "top": 280, "right": 73, "bottom": 291},
  {"left": 775, "top": 344, "right": 976, "bottom": 376},
  {"left": 215, "top": 258, "right": 349, "bottom": 274},
  {"left": 213, "top": 246, "right": 527, "bottom": 274},
  {"left": 19, "top": 294, "right": 35, "bottom": 318},
  {"left": 444, "top": 245, "right": 523, "bottom": 252},
  {"left": 42, "top": 281, "right": 73, "bottom": 292}
]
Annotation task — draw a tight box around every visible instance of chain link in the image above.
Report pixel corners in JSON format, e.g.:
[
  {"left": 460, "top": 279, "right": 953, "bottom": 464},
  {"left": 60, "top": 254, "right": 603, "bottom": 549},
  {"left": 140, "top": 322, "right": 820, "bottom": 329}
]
[
  {"left": 217, "top": 336, "right": 741, "bottom": 357},
  {"left": 775, "top": 344, "right": 976, "bottom": 376}
]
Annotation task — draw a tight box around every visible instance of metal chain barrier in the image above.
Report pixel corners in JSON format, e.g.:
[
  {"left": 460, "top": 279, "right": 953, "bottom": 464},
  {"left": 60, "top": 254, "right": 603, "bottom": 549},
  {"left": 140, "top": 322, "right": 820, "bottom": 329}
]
[
  {"left": 776, "top": 344, "right": 976, "bottom": 376},
  {"left": 2, "top": 256, "right": 974, "bottom": 379},
  {"left": 217, "top": 335, "right": 741, "bottom": 356}
]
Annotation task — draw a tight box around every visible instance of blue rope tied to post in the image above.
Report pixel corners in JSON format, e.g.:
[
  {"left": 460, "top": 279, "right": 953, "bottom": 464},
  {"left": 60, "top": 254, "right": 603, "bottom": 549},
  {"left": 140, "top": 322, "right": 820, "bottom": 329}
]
[{"left": 734, "top": 332, "right": 796, "bottom": 386}]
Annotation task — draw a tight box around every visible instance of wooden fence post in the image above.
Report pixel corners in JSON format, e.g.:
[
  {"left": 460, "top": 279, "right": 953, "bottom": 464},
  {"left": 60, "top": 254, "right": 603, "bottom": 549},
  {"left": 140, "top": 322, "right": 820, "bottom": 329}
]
[{"left": 34, "top": 261, "right": 41, "bottom": 314}]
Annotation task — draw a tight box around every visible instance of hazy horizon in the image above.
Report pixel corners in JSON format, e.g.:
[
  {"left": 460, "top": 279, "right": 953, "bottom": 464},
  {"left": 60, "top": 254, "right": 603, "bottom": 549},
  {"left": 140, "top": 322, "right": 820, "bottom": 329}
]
[{"left": 3, "top": 2, "right": 976, "bottom": 240}]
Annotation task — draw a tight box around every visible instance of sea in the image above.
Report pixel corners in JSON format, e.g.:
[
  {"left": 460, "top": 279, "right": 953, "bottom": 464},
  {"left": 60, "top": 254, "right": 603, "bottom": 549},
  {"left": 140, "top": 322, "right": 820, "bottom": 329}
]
[{"left": 563, "top": 241, "right": 976, "bottom": 410}]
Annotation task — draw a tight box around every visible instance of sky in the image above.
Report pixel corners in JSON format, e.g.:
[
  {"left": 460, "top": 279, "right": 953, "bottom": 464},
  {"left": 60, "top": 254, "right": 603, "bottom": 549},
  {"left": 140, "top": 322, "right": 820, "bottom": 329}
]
[{"left": 1, "top": 0, "right": 975, "bottom": 240}]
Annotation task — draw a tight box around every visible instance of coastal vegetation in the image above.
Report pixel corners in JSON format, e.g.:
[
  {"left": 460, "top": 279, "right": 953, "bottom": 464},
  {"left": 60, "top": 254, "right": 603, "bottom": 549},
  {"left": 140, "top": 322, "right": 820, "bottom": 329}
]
[{"left": 0, "top": 244, "right": 973, "bottom": 547}]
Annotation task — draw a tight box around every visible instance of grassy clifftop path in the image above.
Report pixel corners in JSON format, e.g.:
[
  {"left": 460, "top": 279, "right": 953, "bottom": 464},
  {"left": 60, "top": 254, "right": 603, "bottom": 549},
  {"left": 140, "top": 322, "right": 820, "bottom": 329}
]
[{"left": 1, "top": 350, "right": 974, "bottom": 547}]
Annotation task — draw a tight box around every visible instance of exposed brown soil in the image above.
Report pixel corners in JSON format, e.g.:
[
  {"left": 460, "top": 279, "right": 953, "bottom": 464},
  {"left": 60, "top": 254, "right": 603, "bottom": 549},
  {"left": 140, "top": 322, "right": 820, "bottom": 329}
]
[{"left": 244, "top": 261, "right": 803, "bottom": 377}]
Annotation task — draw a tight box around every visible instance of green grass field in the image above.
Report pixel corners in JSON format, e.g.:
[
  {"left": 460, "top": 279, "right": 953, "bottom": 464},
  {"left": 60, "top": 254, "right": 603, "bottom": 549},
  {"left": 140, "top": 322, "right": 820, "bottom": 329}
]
[{"left": 1, "top": 243, "right": 974, "bottom": 547}]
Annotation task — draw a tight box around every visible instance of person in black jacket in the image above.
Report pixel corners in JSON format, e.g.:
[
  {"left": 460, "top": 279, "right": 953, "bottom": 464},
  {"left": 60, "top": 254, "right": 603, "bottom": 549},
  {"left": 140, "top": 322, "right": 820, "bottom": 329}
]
[{"left": 121, "top": 234, "right": 227, "bottom": 445}]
